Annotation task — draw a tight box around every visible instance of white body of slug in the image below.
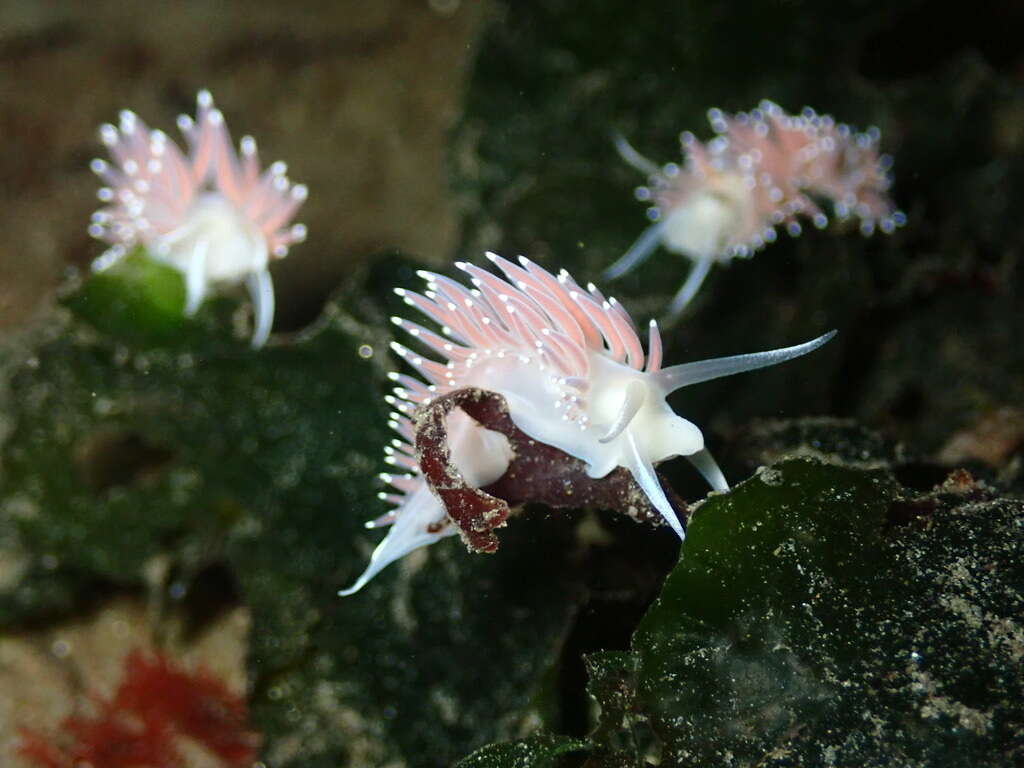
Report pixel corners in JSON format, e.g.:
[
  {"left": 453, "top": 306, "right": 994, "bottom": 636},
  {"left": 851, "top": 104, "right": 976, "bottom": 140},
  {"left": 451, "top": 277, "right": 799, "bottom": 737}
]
[
  {"left": 151, "top": 194, "right": 268, "bottom": 283},
  {"left": 657, "top": 172, "right": 758, "bottom": 266},
  {"left": 339, "top": 253, "right": 834, "bottom": 595}
]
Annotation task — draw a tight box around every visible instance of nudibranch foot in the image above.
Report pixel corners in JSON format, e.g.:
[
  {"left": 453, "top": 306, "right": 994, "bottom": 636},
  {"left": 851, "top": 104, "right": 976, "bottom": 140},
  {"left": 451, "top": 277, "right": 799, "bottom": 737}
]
[
  {"left": 462, "top": 387, "right": 685, "bottom": 529},
  {"left": 338, "top": 386, "right": 689, "bottom": 596}
]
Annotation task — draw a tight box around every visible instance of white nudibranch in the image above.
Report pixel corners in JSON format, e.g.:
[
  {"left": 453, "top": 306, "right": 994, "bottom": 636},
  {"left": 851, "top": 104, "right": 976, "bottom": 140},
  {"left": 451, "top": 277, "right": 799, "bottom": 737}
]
[
  {"left": 607, "top": 100, "right": 905, "bottom": 317},
  {"left": 89, "top": 90, "right": 308, "bottom": 347},
  {"left": 339, "top": 253, "right": 835, "bottom": 595}
]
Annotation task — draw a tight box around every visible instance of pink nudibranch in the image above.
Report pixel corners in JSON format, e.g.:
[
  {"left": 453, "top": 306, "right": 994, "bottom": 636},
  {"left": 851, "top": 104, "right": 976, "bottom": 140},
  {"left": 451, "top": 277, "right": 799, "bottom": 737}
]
[
  {"left": 89, "top": 90, "right": 308, "bottom": 347},
  {"left": 340, "top": 253, "right": 834, "bottom": 595},
  {"left": 608, "top": 100, "right": 905, "bottom": 317}
]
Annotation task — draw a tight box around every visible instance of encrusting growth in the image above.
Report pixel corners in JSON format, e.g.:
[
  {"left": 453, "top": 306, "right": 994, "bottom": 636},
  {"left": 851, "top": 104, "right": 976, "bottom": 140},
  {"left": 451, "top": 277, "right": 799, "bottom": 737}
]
[
  {"left": 89, "top": 90, "right": 308, "bottom": 347},
  {"left": 340, "top": 253, "right": 835, "bottom": 595},
  {"left": 607, "top": 100, "right": 905, "bottom": 316}
]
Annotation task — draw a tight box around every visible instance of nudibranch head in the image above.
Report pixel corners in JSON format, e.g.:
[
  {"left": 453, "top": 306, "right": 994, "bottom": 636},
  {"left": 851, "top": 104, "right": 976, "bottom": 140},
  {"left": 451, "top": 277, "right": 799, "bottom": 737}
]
[
  {"left": 607, "top": 100, "right": 905, "bottom": 316},
  {"left": 89, "top": 90, "right": 308, "bottom": 347},
  {"left": 339, "top": 253, "right": 834, "bottom": 595}
]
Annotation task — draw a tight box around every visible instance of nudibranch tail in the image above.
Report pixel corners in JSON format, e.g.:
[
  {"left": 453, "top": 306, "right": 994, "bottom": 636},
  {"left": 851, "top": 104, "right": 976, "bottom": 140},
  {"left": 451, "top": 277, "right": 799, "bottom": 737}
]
[
  {"left": 340, "top": 253, "right": 836, "bottom": 596},
  {"left": 338, "top": 485, "right": 453, "bottom": 597},
  {"left": 90, "top": 90, "right": 307, "bottom": 348}
]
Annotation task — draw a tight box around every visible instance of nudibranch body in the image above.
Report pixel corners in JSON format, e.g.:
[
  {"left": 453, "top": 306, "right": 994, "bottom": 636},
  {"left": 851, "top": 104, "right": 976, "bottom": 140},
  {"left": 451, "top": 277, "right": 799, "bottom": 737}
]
[
  {"left": 607, "top": 100, "right": 905, "bottom": 317},
  {"left": 340, "top": 253, "right": 834, "bottom": 595},
  {"left": 89, "top": 90, "right": 308, "bottom": 347}
]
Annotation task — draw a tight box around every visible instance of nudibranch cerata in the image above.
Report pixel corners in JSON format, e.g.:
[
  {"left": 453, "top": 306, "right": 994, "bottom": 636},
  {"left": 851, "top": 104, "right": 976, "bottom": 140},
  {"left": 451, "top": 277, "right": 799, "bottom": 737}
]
[
  {"left": 88, "top": 90, "right": 308, "bottom": 348},
  {"left": 339, "top": 253, "right": 834, "bottom": 595},
  {"left": 607, "top": 100, "right": 905, "bottom": 317}
]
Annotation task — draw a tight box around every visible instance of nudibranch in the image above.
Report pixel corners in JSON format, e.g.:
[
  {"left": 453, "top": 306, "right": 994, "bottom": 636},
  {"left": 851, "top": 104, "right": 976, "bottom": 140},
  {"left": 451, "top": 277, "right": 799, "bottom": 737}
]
[
  {"left": 607, "top": 100, "right": 905, "bottom": 317},
  {"left": 339, "top": 253, "right": 834, "bottom": 595},
  {"left": 88, "top": 90, "right": 308, "bottom": 348}
]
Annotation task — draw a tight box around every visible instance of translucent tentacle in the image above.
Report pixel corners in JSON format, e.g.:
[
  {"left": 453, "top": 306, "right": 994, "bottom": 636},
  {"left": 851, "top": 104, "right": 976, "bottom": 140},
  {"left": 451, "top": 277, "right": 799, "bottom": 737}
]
[
  {"left": 184, "top": 240, "right": 208, "bottom": 317},
  {"left": 603, "top": 221, "right": 665, "bottom": 281},
  {"left": 665, "top": 257, "right": 714, "bottom": 318},
  {"left": 599, "top": 380, "right": 647, "bottom": 444},
  {"left": 248, "top": 267, "right": 275, "bottom": 349},
  {"left": 687, "top": 448, "right": 729, "bottom": 491},
  {"left": 625, "top": 431, "right": 684, "bottom": 538},
  {"left": 652, "top": 330, "right": 836, "bottom": 395},
  {"left": 612, "top": 133, "right": 663, "bottom": 177}
]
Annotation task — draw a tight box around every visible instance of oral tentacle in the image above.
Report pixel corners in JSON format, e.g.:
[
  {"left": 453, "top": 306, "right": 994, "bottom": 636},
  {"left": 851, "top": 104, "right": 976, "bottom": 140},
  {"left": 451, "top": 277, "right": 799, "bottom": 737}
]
[
  {"left": 184, "top": 239, "right": 208, "bottom": 317},
  {"left": 624, "top": 431, "right": 684, "bottom": 538},
  {"left": 603, "top": 220, "right": 665, "bottom": 281},
  {"left": 686, "top": 448, "right": 729, "bottom": 492},
  {"left": 599, "top": 379, "right": 647, "bottom": 444},
  {"left": 652, "top": 330, "right": 836, "bottom": 395},
  {"left": 248, "top": 267, "right": 275, "bottom": 348},
  {"left": 665, "top": 256, "right": 714, "bottom": 319}
]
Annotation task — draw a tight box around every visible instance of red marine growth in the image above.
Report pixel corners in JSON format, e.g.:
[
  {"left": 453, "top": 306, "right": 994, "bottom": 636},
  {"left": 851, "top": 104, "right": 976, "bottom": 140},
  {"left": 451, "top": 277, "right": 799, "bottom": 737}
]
[{"left": 17, "top": 650, "right": 258, "bottom": 768}]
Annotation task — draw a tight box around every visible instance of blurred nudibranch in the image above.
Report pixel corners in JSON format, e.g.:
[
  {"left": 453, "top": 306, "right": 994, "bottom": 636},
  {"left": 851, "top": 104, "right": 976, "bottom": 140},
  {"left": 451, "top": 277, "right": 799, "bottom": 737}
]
[
  {"left": 607, "top": 100, "right": 905, "bottom": 317},
  {"left": 89, "top": 90, "right": 308, "bottom": 347},
  {"left": 340, "top": 253, "right": 834, "bottom": 595}
]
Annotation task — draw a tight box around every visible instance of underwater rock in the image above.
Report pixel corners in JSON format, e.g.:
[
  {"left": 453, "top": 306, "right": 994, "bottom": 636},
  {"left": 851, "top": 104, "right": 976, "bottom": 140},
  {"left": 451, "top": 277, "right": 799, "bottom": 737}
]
[
  {"left": 578, "top": 459, "right": 1024, "bottom": 766},
  {"left": 455, "top": 733, "right": 588, "bottom": 768}
]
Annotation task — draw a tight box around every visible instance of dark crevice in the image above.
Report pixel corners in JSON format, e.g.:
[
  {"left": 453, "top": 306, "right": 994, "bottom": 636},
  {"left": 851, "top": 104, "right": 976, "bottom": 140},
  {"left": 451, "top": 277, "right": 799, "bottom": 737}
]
[
  {"left": 0, "top": 575, "right": 142, "bottom": 633},
  {"left": 176, "top": 561, "right": 242, "bottom": 642},
  {"left": 891, "top": 462, "right": 952, "bottom": 493},
  {"left": 554, "top": 514, "right": 679, "bottom": 737},
  {"left": 0, "top": 21, "right": 82, "bottom": 62},
  {"left": 859, "top": 2, "right": 1024, "bottom": 80}
]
